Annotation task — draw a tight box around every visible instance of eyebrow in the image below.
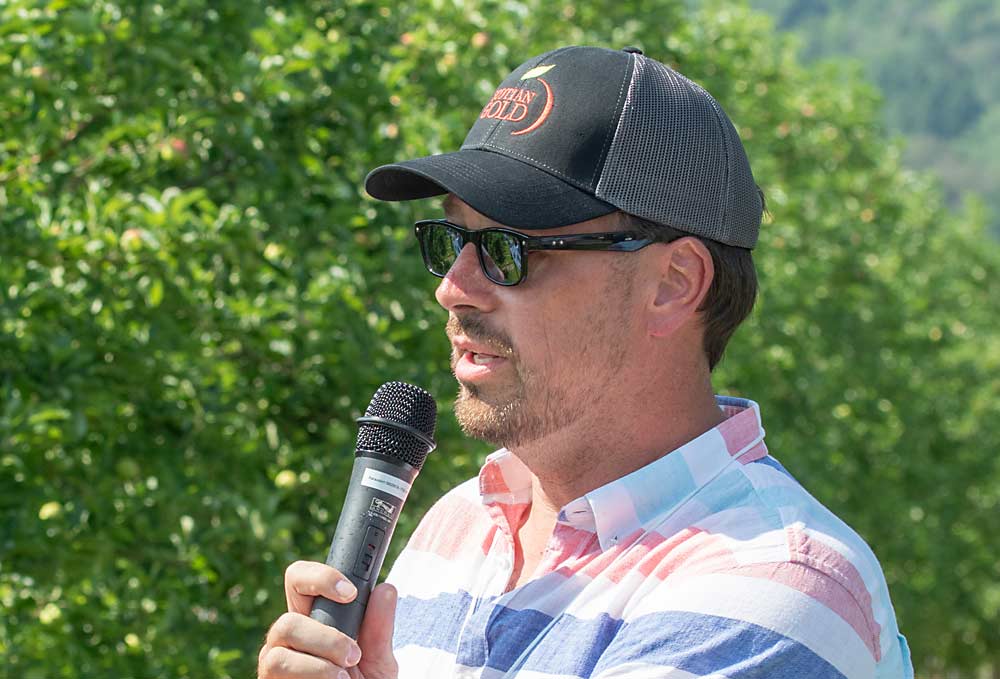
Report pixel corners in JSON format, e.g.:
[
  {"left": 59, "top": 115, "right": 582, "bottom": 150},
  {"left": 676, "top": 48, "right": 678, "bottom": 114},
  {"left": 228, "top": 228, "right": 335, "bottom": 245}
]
[{"left": 441, "top": 194, "right": 459, "bottom": 216}]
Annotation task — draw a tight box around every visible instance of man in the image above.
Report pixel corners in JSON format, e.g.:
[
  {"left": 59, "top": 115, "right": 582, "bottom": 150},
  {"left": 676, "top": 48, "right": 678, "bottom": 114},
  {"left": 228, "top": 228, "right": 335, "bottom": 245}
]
[{"left": 258, "top": 46, "right": 913, "bottom": 678}]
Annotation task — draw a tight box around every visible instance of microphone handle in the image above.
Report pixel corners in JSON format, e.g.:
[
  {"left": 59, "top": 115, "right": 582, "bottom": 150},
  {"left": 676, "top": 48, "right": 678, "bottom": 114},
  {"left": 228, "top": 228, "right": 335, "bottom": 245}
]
[{"left": 310, "top": 454, "right": 418, "bottom": 638}]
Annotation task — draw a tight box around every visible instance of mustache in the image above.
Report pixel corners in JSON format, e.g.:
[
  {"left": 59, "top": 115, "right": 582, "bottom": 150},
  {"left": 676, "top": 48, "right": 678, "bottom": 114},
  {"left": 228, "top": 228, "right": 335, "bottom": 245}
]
[{"left": 446, "top": 315, "right": 515, "bottom": 357}]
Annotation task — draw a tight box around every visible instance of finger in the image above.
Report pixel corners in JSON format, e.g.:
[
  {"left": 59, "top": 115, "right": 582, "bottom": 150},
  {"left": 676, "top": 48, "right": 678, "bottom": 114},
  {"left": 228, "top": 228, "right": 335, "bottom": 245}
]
[
  {"left": 356, "top": 583, "right": 399, "bottom": 678},
  {"left": 258, "top": 644, "right": 344, "bottom": 679},
  {"left": 266, "top": 612, "right": 363, "bottom": 668},
  {"left": 284, "top": 560, "right": 358, "bottom": 614}
]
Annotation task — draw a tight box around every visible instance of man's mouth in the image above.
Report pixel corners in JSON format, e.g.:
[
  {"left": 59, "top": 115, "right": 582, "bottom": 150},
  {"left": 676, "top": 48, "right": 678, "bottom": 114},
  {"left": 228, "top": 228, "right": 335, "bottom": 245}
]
[
  {"left": 446, "top": 316, "right": 515, "bottom": 382},
  {"left": 468, "top": 351, "right": 503, "bottom": 365},
  {"left": 453, "top": 346, "right": 510, "bottom": 382},
  {"left": 449, "top": 334, "right": 511, "bottom": 362}
]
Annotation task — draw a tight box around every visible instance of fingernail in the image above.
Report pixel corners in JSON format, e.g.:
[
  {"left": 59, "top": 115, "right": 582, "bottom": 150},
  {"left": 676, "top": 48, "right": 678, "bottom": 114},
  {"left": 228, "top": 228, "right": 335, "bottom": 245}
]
[
  {"left": 335, "top": 580, "right": 357, "bottom": 599},
  {"left": 345, "top": 644, "right": 362, "bottom": 666},
  {"left": 338, "top": 671, "right": 350, "bottom": 679}
]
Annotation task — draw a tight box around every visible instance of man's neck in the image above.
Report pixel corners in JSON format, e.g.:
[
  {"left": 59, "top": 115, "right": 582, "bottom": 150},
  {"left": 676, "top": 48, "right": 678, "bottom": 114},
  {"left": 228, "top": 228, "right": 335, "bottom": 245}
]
[
  {"left": 510, "top": 383, "right": 724, "bottom": 512},
  {"left": 495, "top": 341, "right": 725, "bottom": 588},
  {"left": 503, "top": 384, "right": 723, "bottom": 590}
]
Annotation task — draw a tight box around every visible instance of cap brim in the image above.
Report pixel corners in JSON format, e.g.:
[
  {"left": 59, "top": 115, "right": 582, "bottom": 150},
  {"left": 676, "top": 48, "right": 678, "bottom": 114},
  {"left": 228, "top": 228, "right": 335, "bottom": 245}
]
[{"left": 364, "top": 149, "right": 617, "bottom": 229}]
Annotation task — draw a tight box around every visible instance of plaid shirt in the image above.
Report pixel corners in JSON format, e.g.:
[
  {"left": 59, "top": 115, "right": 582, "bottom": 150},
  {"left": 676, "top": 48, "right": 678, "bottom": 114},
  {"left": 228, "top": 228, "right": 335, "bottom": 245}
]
[{"left": 386, "top": 397, "right": 913, "bottom": 678}]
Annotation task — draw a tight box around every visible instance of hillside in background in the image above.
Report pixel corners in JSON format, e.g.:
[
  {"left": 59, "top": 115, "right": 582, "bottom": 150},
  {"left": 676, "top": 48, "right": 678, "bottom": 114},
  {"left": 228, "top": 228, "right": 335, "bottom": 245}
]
[{"left": 751, "top": 0, "right": 1000, "bottom": 236}]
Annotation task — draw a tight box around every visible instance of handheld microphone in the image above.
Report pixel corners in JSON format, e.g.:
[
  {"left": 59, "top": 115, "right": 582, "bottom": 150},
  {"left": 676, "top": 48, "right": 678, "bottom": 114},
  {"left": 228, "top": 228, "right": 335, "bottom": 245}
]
[{"left": 310, "top": 381, "right": 437, "bottom": 638}]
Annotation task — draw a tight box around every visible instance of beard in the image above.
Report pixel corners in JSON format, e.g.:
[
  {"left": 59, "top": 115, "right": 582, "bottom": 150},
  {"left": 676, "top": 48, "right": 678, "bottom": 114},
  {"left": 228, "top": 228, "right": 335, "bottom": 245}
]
[
  {"left": 447, "top": 314, "right": 566, "bottom": 448},
  {"left": 446, "top": 265, "right": 633, "bottom": 449}
]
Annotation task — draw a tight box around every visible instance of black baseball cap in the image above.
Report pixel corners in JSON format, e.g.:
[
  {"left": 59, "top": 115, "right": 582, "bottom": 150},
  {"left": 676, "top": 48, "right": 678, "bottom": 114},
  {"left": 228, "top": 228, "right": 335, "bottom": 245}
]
[{"left": 365, "top": 45, "right": 762, "bottom": 248}]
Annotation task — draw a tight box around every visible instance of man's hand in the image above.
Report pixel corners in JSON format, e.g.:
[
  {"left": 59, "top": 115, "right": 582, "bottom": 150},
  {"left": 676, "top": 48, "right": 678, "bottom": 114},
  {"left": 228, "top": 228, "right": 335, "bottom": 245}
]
[{"left": 258, "top": 561, "right": 399, "bottom": 679}]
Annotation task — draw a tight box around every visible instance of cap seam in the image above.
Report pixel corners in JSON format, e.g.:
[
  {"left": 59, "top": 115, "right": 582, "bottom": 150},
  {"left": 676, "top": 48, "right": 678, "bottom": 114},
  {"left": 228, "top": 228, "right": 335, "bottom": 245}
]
[
  {"left": 589, "top": 52, "right": 635, "bottom": 188},
  {"left": 474, "top": 142, "right": 602, "bottom": 195},
  {"left": 594, "top": 56, "right": 643, "bottom": 200},
  {"left": 707, "top": 94, "right": 732, "bottom": 240}
]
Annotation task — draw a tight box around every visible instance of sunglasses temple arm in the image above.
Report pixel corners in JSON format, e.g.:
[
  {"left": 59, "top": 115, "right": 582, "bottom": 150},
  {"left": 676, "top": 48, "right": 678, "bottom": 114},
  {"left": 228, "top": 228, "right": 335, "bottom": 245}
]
[{"left": 523, "top": 235, "right": 656, "bottom": 252}]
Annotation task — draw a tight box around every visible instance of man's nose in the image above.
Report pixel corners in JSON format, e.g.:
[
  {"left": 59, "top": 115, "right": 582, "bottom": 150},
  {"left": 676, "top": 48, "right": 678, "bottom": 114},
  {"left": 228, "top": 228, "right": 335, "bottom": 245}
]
[{"left": 434, "top": 243, "right": 498, "bottom": 313}]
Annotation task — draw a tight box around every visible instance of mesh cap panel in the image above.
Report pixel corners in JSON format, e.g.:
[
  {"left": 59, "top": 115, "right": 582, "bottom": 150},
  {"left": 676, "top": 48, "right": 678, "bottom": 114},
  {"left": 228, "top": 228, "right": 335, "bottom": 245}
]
[{"left": 597, "top": 56, "right": 760, "bottom": 248}]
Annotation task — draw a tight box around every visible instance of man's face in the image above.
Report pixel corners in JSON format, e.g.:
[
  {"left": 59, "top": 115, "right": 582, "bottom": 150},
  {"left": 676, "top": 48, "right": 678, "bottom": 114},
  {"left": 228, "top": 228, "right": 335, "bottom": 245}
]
[{"left": 435, "top": 198, "right": 645, "bottom": 451}]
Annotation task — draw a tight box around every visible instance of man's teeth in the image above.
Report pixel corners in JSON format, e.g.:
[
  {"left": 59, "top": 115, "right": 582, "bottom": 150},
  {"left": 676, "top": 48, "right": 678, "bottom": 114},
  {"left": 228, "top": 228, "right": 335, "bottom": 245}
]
[{"left": 471, "top": 352, "right": 498, "bottom": 365}]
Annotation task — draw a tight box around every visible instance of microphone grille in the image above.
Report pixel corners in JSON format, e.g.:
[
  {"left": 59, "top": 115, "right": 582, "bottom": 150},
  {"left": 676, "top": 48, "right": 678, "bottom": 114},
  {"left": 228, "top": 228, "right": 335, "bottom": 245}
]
[{"left": 355, "top": 381, "right": 437, "bottom": 470}]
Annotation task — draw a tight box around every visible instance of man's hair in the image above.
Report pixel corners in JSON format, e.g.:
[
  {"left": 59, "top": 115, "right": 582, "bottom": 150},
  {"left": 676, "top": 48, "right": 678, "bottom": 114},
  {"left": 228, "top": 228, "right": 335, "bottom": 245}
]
[{"left": 620, "top": 212, "right": 759, "bottom": 371}]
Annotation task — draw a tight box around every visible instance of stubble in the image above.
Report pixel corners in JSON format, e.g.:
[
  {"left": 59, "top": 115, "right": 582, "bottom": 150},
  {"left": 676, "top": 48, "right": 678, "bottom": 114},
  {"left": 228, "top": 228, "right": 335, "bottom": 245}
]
[{"left": 449, "top": 260, "right": 635, "bottom": 449}]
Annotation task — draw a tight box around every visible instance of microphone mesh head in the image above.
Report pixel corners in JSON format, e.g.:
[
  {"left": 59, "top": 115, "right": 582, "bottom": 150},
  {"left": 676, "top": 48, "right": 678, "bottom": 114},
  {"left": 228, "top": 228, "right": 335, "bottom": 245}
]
[{"left": 355, "top": 381, "right": 437, "bottom": 470}]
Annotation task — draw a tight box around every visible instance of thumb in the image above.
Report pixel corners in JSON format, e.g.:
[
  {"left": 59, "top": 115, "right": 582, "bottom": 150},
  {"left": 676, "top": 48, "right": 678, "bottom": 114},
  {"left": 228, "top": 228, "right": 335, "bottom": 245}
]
[{"left": 356, "top": 583, "right": 399, "bottom": 679}]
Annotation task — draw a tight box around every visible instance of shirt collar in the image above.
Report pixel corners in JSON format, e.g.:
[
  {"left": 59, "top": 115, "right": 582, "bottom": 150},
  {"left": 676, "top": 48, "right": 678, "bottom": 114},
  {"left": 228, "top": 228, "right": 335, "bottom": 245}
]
[{"left": 477, "top": 396, "right": 767, "bottom": 551}]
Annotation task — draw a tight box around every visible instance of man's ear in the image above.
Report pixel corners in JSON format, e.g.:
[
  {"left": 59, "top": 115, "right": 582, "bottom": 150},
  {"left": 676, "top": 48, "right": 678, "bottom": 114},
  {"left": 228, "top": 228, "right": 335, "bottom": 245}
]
[{"left": 647, "top": 237, "right": 715, "bottom": 338}]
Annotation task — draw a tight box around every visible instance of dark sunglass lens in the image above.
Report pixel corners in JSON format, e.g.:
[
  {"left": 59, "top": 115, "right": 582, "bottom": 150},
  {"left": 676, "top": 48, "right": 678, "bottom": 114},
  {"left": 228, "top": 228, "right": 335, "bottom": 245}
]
[
  {"left": 480, "top": 231, "right": 524, "bottom": 284},
  {"left": 421, "top": 223, "right": 462, "bottom": 275}
]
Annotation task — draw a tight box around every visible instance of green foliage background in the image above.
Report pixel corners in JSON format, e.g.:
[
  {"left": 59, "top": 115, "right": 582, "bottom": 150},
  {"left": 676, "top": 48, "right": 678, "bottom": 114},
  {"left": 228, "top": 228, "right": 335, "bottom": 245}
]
[{"left": 1, "top": 1, "right": 997, "bottom": 677}]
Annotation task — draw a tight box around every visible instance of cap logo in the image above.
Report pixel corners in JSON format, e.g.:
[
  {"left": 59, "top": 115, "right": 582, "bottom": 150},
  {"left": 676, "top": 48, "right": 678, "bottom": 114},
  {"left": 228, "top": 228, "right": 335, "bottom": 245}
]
[{"left": 478, "top": 64, "right": 555, "bottom": 136}]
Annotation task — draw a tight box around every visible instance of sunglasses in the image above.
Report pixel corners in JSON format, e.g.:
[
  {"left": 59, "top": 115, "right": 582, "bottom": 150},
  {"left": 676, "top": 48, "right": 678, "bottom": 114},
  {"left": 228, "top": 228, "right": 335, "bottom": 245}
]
[{"left": 414, "top": 219, "right": 669, "bottom": 286}]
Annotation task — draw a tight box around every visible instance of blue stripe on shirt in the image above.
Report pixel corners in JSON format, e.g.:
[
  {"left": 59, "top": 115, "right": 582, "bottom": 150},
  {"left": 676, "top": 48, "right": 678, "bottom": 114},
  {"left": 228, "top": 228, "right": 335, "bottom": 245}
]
[
  {"left": 394, "top": 590, "right": 475, "bottom": 654},
  {"left": 753, "top": 454, "right": 796, "bottom": 479},
  {"left": 593, "top": 610, "right": 846, "bottom": 679},
  {"left": 396, "top": 591, "right": 843, "bottom": 678},
  {"left": 481, "top": 607, "right": 622, "bottom": 675}
]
